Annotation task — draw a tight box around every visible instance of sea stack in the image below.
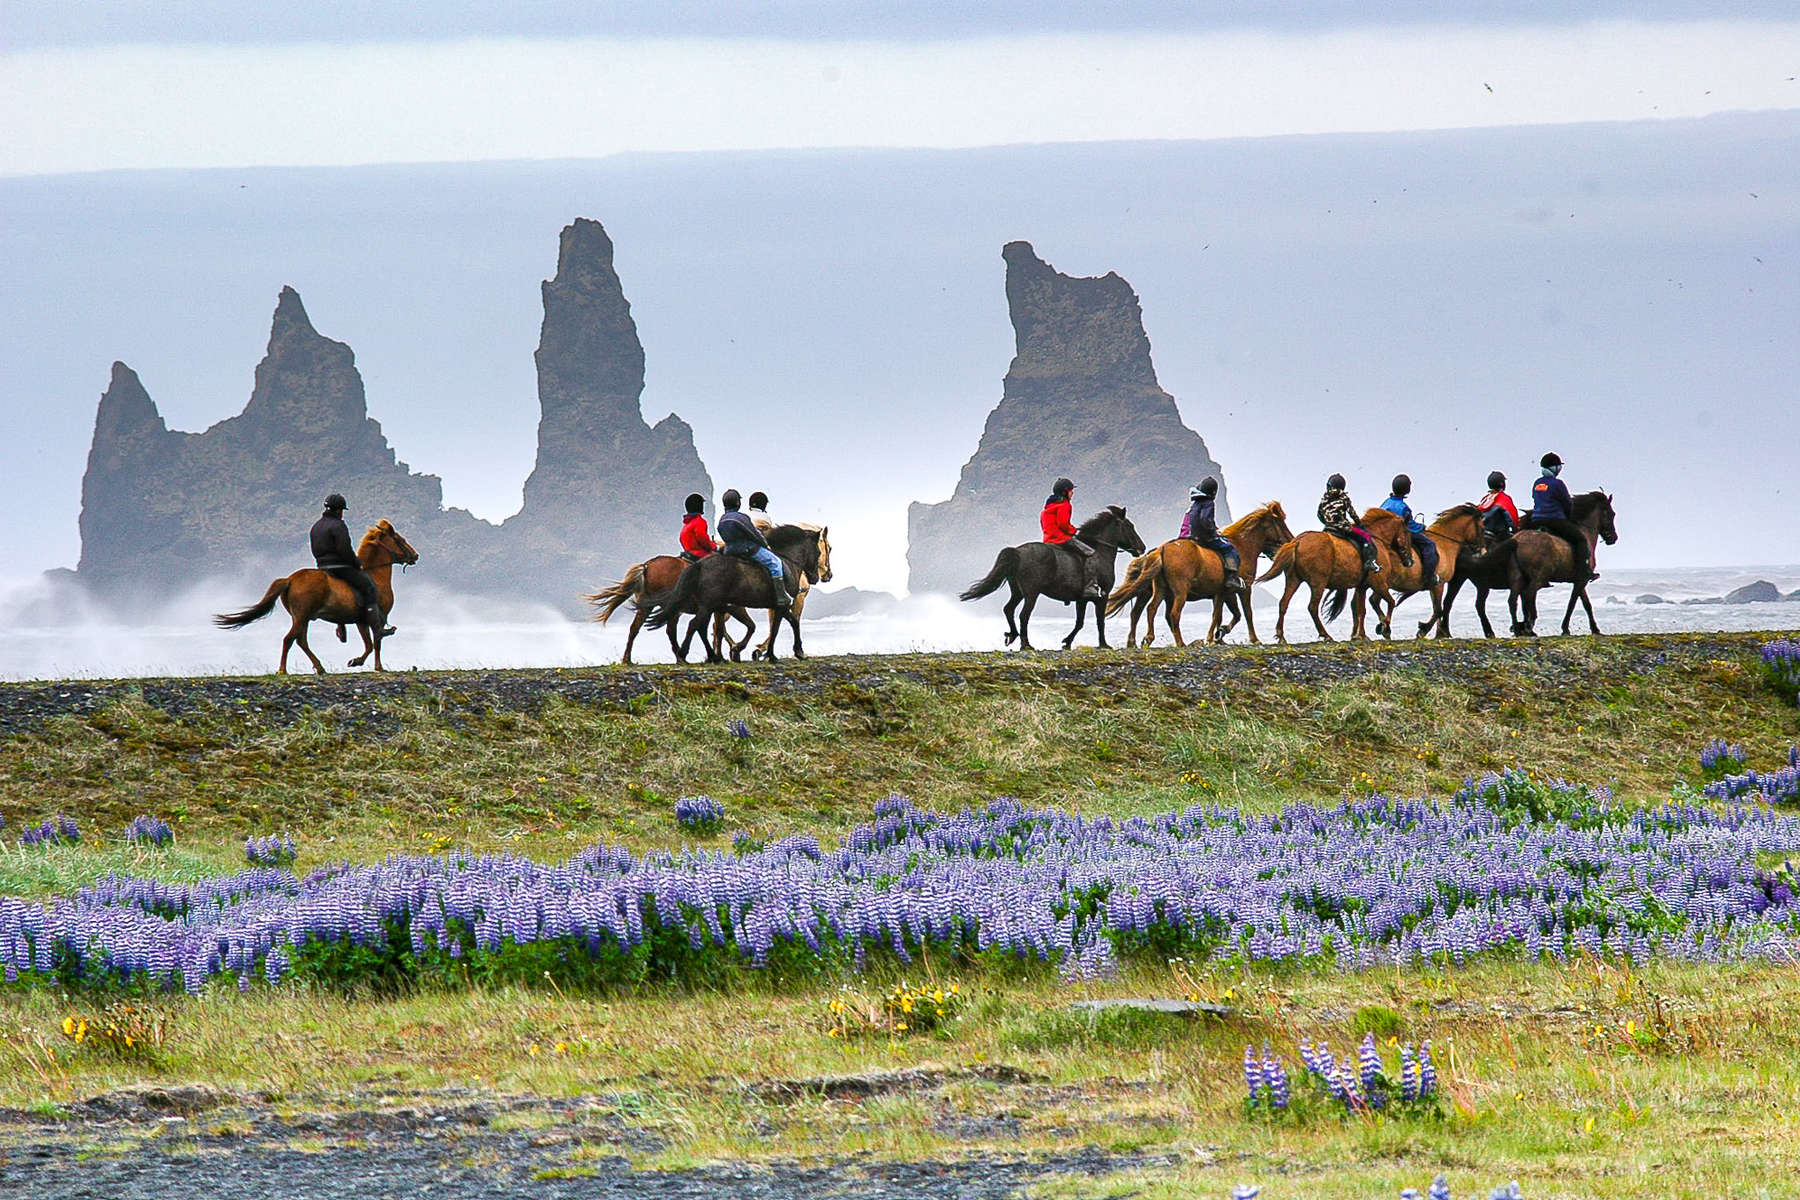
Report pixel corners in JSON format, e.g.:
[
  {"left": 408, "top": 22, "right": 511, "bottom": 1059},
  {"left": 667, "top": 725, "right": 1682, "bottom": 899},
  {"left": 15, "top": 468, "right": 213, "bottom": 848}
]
[{"left": 906, "top": 241, "right": 1227, "bottom": 594}]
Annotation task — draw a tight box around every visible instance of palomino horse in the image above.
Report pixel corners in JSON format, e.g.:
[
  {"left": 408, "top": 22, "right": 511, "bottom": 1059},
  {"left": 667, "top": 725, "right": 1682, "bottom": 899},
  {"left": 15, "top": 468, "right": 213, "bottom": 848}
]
[
  {"left": 960, "top": 507, "right": 1147, "bottom": 651},
  {"left": 213, "top": 521, "right": 419, "bottom": 673},
  {"left": 586, "top": 558, "right": 755, "bottom": 664},
  {"left": 1362, "top": 505, "right": 1484, "bottom": 639},
  {"left": 1107, "top": 502, "right": 1295, "bottom": 648},
  {"left": 1486, "top": 492, "right": 1618, "bottom": 637},
  {"left": 752, "top": 525, "right": 832, "bottom": 660},
  {"left": 644, "top": 526, "right": 825, "bottom": 662},
  {"left": 1257, "top": 509, "right": 1414, "bottom": 643}
]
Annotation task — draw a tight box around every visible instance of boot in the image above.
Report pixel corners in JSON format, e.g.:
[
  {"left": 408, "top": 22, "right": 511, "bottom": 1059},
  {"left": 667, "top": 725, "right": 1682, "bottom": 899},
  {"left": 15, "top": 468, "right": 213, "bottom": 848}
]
[
  {"left": 1223, "top": 569, "right": 1247, "bottom": 593},
  {"left": 1360, "top": 547, "right": 1382, "bottom": 575},
  {"left": 368, "top": 607, "right": 396, "bottom": 638}
]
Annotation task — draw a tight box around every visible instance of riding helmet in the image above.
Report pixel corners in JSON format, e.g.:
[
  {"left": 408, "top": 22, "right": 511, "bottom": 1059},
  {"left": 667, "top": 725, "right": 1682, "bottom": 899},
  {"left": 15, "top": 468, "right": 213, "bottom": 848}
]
[
  {"left": 1199, "top": 477, "right": 1218, "bottom": 497},
  {"left": 1540, "top": 452, "right": 1563, "bottom": 470},
  {"left": 721, "top": 488, "right": 742, "bottom": 510},
  {"left": 1326, "top": 473, "right": 1346, "bottom": 490},
  {"left": 684, "top": 492, "right": 705, "bottom": 515},
  {"left": 1052, "top": 477, "right": 1075, "bottom": 496},
  {"left": 323, "top": 492, "right": 347, "bottom": 513},
  {"left": 1487, "top": 470, "right": 1507, "bottom": 490},
  {"left": 1391, "top": 474, "right": 1412, "bottom": 496},
  {"left": 748, "top": 491, "right": 769, "bottom": 511}
]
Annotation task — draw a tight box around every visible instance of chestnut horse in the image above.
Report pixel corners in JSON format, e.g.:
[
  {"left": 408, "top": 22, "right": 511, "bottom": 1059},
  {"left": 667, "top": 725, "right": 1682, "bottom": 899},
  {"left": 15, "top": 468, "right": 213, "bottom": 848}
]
[
  {"left": 586, "top": 557, "right": 755, "bottom": 664},
  {"left": 1106, "top": 502, "right": 1295, "bottom": 648},
  {"left": 213, "top": 521, "right": 419, "bottom": 673},
  {"left": 1257, "top": 508, "right": 1414, "bottom": 643},
  {"left": 1363, "top": 504, "right": 1486, "bottom": 639}
]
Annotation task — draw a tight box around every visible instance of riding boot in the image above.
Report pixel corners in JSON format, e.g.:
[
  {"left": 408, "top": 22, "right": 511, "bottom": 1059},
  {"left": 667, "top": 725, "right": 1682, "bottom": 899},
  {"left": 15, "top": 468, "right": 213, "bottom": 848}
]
[
  {"left": 367, "top": 606, "right": 395, "bottom": 638},
  {"left": 1359, "top": 545, "right": 1382, "bottom": 575}
]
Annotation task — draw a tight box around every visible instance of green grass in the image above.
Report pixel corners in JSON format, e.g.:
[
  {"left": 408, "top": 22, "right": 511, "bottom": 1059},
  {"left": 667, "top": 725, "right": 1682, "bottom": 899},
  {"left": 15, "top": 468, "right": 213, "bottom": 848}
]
[{"left": 1, "top": 632, "right": 1796, "bottom": 1196}]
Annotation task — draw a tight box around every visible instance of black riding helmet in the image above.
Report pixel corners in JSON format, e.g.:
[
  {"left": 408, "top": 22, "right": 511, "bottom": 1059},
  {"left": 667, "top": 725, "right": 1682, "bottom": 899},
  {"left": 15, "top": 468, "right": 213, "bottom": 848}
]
[
  {"left": 1540, "top": 452, "right": 1563, "bottom": 470},
  {"left": 323, "top": 493, "right": 347, "bottom": 513},
  {"left": 1487, "top": 471, "right": 1507, "bottom": 491},
  {"left": 748, "top": 491, "right": 769, "bottom": 510},
  {"left": 721, "top": 489, "right": 742, "bottom": 510},
  {"left": 1391, "top": 474, "right": 1412, "bottom": 497},
  {"left": 1052, "top": 477, "right": 1075, "bottom": 496},
  {"left": 684, "top": 492, "right": 705, "bottom": 515},
  {"left": 1326, "top": 473, "right": 1346, "bottom": 490},
  {"left": 1197, "top": 477, "right": 1218, "bottom": 497}
]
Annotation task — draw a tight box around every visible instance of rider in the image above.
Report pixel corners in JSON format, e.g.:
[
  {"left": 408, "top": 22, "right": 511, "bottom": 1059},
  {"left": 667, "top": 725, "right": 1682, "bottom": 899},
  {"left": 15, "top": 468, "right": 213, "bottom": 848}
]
[
  {"left": 310, "top": 493, "right": 393, "bottom": 638},
  {"left": 1318, "top": 474, "right": 1381, "bottom": 576},
  {"left": 678, "top": 492, "right": 715, "bottom": 562},
  {"left": 1381, "top": 475, "right": 1439, "bottom": 584},
  {"left": 1184, "top": 478, "right": 1246, "bottom": 593},
  {"left": 748, "top": 491, "right": 774, "bottom": 534},
  {"left": 1477, "top": 470, "right": 1519, "bottom": 542},
  {"left": 1526, "top": 452, "right": 1597, "bottom": 580},
  {"left": 1041, "top": 477, "right": 1104, "bottom": 602},
  {"left": 717, "top": 488, "right": 791, "bottom": 610}
]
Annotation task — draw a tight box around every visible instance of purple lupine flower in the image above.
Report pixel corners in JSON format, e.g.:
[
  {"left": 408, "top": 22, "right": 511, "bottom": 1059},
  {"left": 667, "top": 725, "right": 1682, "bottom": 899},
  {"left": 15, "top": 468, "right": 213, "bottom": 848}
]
[
  {"left": 124, "top": 815, "right": 174, "bottom": 848},
  {"left": 726, "top": 719, "right": 752, "bottom": 739},
  {"left": 674, "top": 795, "right": 725, "bottom": 832},
  {"left": 1429, "top": 1176, "right": 1453, "bottom": 1200},
  {"left": 1400, "top": 1043, "right": 1420, "bottom": 1102},
  {"left": 1243, "top": 1045, "right": 1264, "bottom": 1105},
  {"left": 1419, "top": 1040, "right": 1438, "bottom": 1098},
  {"left": 1358, "top": 1032, "right": 1387, "bottom": 1108},
  {"left": 1261, "top": 1044, "right": 1290, "bottom": 1110}
]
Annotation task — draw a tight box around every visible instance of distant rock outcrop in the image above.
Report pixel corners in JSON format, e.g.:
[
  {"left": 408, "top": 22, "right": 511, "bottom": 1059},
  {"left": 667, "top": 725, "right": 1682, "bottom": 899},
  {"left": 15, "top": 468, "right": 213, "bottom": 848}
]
[
  {"left": 73, "top": 220, "right": 711, "bottom": 610},
  {"left": 1724, "top": 580, "right": 1782, "bottom": 604},
  {"left": 907, "top": 242, "right": 1226, "bottom": 595}
]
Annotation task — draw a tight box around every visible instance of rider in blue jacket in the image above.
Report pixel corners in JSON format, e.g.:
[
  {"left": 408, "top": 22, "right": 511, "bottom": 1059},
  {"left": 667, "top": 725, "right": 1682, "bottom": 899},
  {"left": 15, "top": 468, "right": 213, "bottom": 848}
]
[
  {"left": 1380, "top": 475, "right": 1438, "bottom": 584},
  {"left": 716, "top": 488, "right": 791, "bottom": 610},
  {"left": 1526, "top": 452, "right": 1596, "bottom": 580}
]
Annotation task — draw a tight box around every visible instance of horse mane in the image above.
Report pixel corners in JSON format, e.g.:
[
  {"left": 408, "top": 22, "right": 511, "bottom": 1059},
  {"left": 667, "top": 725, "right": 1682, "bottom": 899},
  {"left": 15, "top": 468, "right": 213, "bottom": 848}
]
[
  {"left": 1431, "top": 503, "right": 1481, "bottom": 526},
  {"left": 1572, "top": 491, "right": 1609, "bottom": 517},
  {"left": 1223, "top": 502, "right": 1282, "bottom": 537},
  {"left": 1076, "top": 509, "right": 1123, "bottom": 538},
  {"left": 1360, "top": 507, "right": 1403, "bottom": 531},
  {"left": 766, "top": 524, "right": 818, "bottom": 552}
]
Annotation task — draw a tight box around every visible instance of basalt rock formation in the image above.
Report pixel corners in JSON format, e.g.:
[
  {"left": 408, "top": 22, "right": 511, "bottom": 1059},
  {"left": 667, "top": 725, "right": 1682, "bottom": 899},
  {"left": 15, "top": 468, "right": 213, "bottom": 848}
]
[
  {"left": 907, "top": 242, "right": 1227, "bottom": 594},
  {"left": 74, "top": 219, "right": 712, "bottom": 609}
]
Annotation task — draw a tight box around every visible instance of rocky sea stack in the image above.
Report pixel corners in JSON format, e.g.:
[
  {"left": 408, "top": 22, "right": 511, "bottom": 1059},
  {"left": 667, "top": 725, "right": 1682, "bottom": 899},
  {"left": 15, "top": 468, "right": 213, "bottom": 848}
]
[
  {"left": 906, "top": 242, "right": 1226, "bottom": 595},
  {"left": 73, "top": 220, "right": 711, "bottom": 609}
]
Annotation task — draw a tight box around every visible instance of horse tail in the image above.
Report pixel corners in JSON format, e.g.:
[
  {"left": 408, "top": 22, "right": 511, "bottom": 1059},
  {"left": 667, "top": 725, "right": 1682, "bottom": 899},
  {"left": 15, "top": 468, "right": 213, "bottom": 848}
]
[
  {"left": 643, "top": 562, "right": 703, "bottom": 631},
  {"left": 959, "top": 548, "right": 1021, "bottom": 602},
  {"left": 213, "top": 578, "right": 288, "bottom": 630},
  {"left": 1324, "top": 588, "right": 1349, "bottom": 621},
  {"left": 1255, "top": 541, "right": 1295, "bottom": 584},
  {"left": 584, "top": 563, "right": 646, "bottom": 624},
  {"left": 1106, "top": 551, "right": 1158, "bottom": 616}
]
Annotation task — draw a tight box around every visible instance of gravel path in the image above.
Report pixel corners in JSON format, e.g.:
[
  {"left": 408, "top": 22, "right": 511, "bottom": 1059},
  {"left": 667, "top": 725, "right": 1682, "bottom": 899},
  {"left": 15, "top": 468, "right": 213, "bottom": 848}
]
[{"left": 0, "top": 631, "right": 1768, "bottom": 738}]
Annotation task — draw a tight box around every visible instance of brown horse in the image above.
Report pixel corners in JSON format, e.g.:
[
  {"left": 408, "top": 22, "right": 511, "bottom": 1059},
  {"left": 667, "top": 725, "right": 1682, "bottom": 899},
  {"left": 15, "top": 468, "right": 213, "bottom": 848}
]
[
  {"left": 213, "top": 521, "right": 419, "bottom": 673},
  {"left": 586, "top": 557, "right": 755, "bottom": 664},
  {"left": 1486, "top": 492, "right": 1619, "bottom": 636},
  {"left": 1107, "top": 502, "right": 1295, "bottom": 648},
  {"left": 1364, "top": 504, "right": 1486, "bottom": 639},
  {"left": 1257, "top": 508, "right": 1414, "bottom": 643}
]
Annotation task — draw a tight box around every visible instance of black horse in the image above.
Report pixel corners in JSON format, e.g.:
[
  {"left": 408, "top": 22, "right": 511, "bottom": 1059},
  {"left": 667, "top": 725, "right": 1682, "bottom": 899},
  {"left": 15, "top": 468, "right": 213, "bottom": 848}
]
[
  {"left": 1436, "top": 492, "right": 1618, "bottom": 638},
  {"left": 643, "top": 526, "right": 824, "bottom": 662},
  {"left": 960, "top": 506, "right": 1147, "bottom": 651}
]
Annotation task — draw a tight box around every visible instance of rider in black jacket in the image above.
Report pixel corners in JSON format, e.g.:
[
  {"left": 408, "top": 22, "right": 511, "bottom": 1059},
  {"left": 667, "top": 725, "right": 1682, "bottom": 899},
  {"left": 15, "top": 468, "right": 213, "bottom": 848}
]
[{"left": 310, "top": 494, "right": 393, "bottom": 638}]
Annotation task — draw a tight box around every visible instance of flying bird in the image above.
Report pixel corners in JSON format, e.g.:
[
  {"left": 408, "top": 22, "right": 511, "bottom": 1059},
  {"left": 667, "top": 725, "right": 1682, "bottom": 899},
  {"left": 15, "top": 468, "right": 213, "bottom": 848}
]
[{"left": 1484, "top": 83, "right": 1493, "bottom": 93}]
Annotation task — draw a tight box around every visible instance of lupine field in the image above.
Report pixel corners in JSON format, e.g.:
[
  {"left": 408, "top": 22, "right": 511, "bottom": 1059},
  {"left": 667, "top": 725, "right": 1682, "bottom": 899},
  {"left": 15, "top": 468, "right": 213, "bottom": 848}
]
[
  {"left": 1, "top": 632, "right": 1797, "bottom": 1198},
  {"left": 6, "top": 768, "right": 1799, "bottom": 996}
]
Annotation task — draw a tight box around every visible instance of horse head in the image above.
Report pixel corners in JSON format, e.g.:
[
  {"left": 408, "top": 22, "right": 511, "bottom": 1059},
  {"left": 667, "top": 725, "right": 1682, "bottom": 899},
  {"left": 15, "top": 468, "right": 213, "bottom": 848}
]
[
  {"left": 1081, "top": 506, "right": 1147, "bottom": 557},
  {"left": 814, "top": 526, "right": 834, "bottom": 583},
  {"left": 1361, "top": 508, "right": 1414, "bottom": 568},
  {"left": 360, "top": 520, "right": 420, "bottom": 568},
  {"left": 1230, "top": 501, "right": 1294, "bottom": 558},
  {"left": 1593, "top": 492, "right": 1619, "bottom": 546},
  {"left": 1430, "top": 504, "right": 1485, "bottom": 549},
  {"left": 768, "top": 524, "right": 824, "bottom": 582}
]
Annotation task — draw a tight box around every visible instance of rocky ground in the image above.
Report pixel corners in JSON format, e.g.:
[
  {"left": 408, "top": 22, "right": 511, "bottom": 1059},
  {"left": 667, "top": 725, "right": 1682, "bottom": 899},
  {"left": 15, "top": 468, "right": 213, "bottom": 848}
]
[
  {"left": 0, "top": 1083, "right": 1171, "bottom": 1199},
  {"left": 0, "top": 630, "right": 1765, "bottom": 738}
]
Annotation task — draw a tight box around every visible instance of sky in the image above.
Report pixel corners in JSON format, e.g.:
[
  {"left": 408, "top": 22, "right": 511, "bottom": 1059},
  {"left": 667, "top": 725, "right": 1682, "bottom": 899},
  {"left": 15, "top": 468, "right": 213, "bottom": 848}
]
[{"left": 3, "top": 2, "right": 1798, "bottom": 599}]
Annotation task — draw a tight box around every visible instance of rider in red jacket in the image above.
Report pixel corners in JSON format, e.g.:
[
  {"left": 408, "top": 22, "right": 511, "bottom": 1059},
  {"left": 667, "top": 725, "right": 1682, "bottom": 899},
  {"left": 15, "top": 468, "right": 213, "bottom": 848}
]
[
  {"left": 678, "top": 493, "right": 715, "bottom": 560},
  {"left": 1477, "top": 470, "right": 1519, "bottom": 542},
  {"left": 1041, "top": 477, "right": 1103, "bottom": 601}
]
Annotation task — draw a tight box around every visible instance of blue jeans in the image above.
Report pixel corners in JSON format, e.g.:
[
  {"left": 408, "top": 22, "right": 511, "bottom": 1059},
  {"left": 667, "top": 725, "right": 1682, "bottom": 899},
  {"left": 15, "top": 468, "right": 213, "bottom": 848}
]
[
  {"left": 747, "top": 547, "right": 787, "bottom": 591},
  {"left": 1410, "top": 531, "right": 1439, "bottom": 576}
]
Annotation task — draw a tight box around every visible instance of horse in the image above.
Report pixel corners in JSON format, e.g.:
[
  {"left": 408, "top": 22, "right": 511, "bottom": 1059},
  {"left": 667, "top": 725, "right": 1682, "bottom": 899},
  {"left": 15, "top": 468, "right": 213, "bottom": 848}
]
[
  {"left": 585, "top": 557, "right": 756, "bottom": 664},
  {"left": 642, "top": 526, "right": 825, "bottom": 662},
  {"left": 1106, "top": 502, "right": 1295, "bottom": 648},
  {"left": 1484, "top": 492, "right": 1618, "bottom": 637},
  {"left": 213, "top": 520, "right": 419, "bottom": 674},
  {"left": 1365, "top": 504, "right": 1486, "bottom": 639},
  {"left": 959, "top": 507, "right": 1147, "bottom": 651},
  {"left": 1413, "top": 506, "right": 1521, "bottom": 639},
  {"left": 1256, "top": 508, "right": 1414, "bottom": 643}
]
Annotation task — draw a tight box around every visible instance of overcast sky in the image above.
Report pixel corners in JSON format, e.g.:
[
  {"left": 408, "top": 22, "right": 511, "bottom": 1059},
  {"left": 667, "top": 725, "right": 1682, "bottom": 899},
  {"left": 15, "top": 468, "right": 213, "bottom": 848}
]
[{"left": 2, "top": 3, "right": 1797, "bottom": 595}]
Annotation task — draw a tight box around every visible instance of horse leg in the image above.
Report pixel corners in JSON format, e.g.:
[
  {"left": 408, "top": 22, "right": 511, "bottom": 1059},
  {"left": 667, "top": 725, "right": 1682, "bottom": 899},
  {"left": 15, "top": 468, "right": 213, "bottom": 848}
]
[
  {"left": 1429, "top": 577, "right": 1462, "bottom": 638},
  {"left": 1351, "top": 589, "right": 1369, "bottom": 641},
  {"left": 295, "top": 623, "right": 326, "bottom": 675},
  {"left": 1095, "top": 594, "right": 1110, "bottom": 649},
  {"left": 1018, "top": 594, "right": 1039, "bottom": 651},
  {"left": 1063, "top": 598, "right": 1088, "bottom": 650},
  {"left": 1307, "top": 586, "right": 1334, "bottom": 642},
  {"left": 1206, "top": 597, "right": 1223, "bottom": 645},
  {"left": 1275, "top": 575, "right": 1300, "bottom": 644},
  {"left": 1578, "top": 585, "right": 1601, "bottom": 635},
  {"left": 1165, "top": 592, "right": 1187, "bottom": 648},
  {"left": 279, "top": 609, "right": 303, "bottom": 674},
  {"left": 348, "top": 621, "right": 376, "bottom": 667},
  {"left": 623, "top": 606, "right": 646, "bottom": 664},
  {"left": 787, "top": 607, "right": 805, "bottom": 660},
  {"left": 1001, "top": 583, "right": 1023, "bottom": 647}
]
